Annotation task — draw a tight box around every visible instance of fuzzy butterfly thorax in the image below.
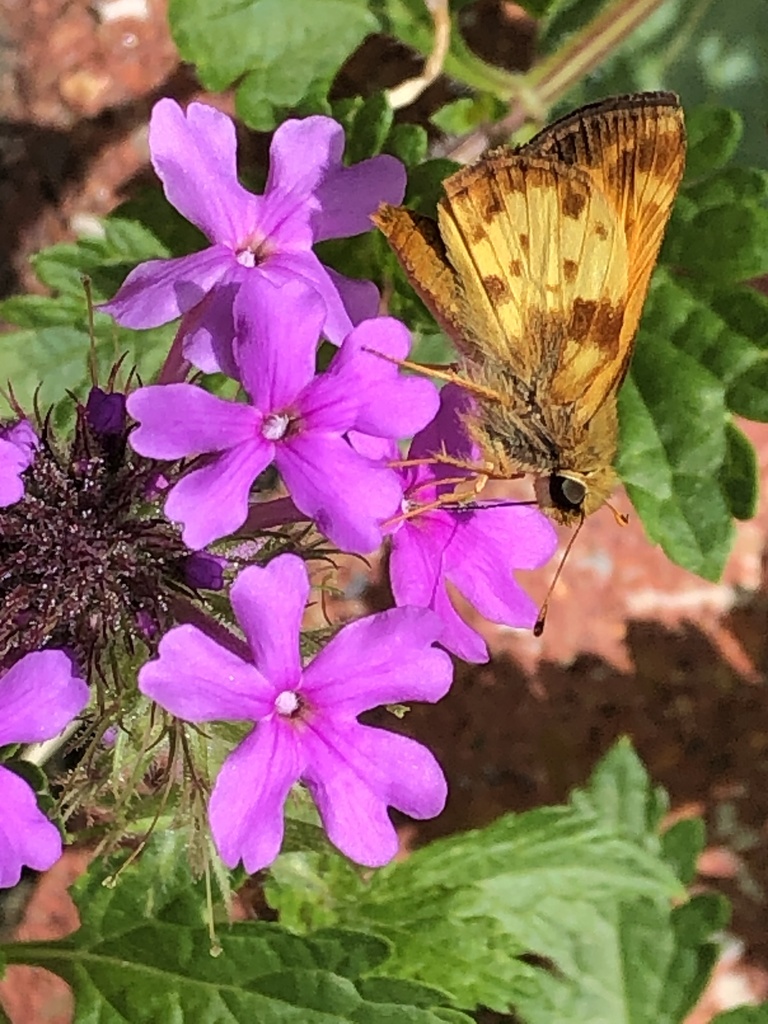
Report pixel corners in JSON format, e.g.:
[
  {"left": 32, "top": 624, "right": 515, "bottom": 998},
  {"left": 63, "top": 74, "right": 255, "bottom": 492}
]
[{"left": 375, "top": 91, "right": 686, "bottom": 527}]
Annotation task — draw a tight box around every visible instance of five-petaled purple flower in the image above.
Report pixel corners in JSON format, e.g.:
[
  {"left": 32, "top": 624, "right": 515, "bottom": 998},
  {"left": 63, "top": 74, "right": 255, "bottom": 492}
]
[
  {"left": 0, "top": 420, "right": 38, "bottom": 508},
  {"left": 100, "top": 100, "right": 406, "bottom": 377},
  {"left": 139, "top": 554, "right": 452, "bottom": 871},
  {"left": 388, "top": 385, "right": 558, "bottom": 663},
  {"left": 127, "top": 276, "right": 439, "bottom": 553},
  {"left": 0, "top": 650, "right": 89, "bottom": 887}
]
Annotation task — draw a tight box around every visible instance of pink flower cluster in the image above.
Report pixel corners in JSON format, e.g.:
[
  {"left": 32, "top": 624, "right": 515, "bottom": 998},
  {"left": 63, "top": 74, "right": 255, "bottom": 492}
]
[{"left": 1, "top": 100, "right": 557, "bottom": 883}]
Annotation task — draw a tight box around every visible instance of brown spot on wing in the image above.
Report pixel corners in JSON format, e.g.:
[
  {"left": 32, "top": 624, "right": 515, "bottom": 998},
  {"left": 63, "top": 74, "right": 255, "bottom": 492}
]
[
  {"left": 482, "top": 192, "right": 504, "bottom": 221},
  {"left": 563, "top": 259, "right": 578, "bottom": 283},
  {"left": 467, "top": 222, "right": 488, "bottom": 245},
  {"left": 594, "top": 223, "right": 608, "bottom": 240},
  {"left": 569, "top": 298, "right": 623, "bottom": 355},
  {"left": 483, "top": 274, "right": 510, "bottom": 302},
  {"left": 509, "top": 259, "right": 523, "bottom": 277},
  {"left": 518, "top": 233, "right": 530, "bottom": 253},
  {"left": 561, "top": 182, "right": 587, "bottom": 219}
]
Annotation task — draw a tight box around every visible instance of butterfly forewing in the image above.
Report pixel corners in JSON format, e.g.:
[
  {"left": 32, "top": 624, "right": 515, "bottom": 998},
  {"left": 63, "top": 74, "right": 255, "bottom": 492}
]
[
  {"left": 522, "top": 92, "right": 686, "bottom": 419},
  {"left": 438, "top": 154, "right": 630, "bottom": 421}
]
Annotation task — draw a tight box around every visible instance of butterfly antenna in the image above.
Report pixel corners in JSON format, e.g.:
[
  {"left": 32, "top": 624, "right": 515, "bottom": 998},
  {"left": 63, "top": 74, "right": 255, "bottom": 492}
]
[
  {"left": 534, "top": 514, "right": 585, "bottom": 637},
  {"left": 606, "top": 499, "right": 629, "bottom": 526}
]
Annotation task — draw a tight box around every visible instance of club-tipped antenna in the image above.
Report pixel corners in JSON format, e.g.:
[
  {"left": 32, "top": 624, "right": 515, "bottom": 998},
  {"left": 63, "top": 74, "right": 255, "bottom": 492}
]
[{"left": 533, "top": 514, "right": 585, "bottom": 637}]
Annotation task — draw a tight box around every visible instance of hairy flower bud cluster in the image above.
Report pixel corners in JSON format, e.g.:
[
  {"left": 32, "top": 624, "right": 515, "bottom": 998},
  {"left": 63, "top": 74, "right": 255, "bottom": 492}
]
[{"left": 0, "top": 394, "right": 198, "bottom": 672}]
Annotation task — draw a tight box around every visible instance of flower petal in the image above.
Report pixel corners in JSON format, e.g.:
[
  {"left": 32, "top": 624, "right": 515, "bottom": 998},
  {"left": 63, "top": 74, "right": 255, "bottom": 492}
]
[
  {"left": 301, "top": 718, "right": 400, "bottom": 867},
  {"left": 445, "top": 505, "right": 557, "bottom": 629},
  {"left": 127, "top": 384, "right": 260, "bottom": 459},
  {"left": 149, "top": 99, "right": 260, "bottom": 246},
  {"left": 0, "top": 651, "right": 89, "bottom": 746},
  {"left": 0, "top": 424, "right": 37, "bottom": 508},
  {"left": 233, "top": 276, "right": 324, "bottom": 410},
  {"left": 278, "top": 435, "right": 402, "bottom": 554},
  {"left": 409, "top": 382, "right": 479, "bottom": 462},
  {"left": 343, "top": 724, "right": 447, "bottom": 819},
  {"left": 260, "top": 250, "right": 354, "bottom": 344},
  {"left": 389, "top": 512, "right": 455, "bottom": 608},
  {"left": 313, "top": 153, "right": 406, "bottom": 241},
  {"left": 389, "top": 516, "right": 490, "bottom": 663},
  {"left": 165, "top": 439, "right": 272, "bottom": 549},
  {"left": 229, "top": 557, "right": 308, "bottom": 687},
  {"left": 99, "top": 247, "right": 233, "bottom": 329},
  {"left": 265, "top": 116, "right": 344, "bottom": 211},
  {"left": 324, "top": 268, "right": 380, "bottom": 327},
  {"left": 139, "top": 624, "right": 273, "bottom": 722},
  {"left": 326, "top": 317, "right": 440, "bottom": 438},
  {"left": 433, "top": 579, "right": 489, "bottom": 663},
  {"left": 209, "top": 721, "right": 305, "bottom": 872},
  {"left": 180, "top": 270, "right": 244, "bottom": 377},
  {"left": 0, "top": 767, "right": 62, "bottom": 886},
  {"left": 303, "top": 607, "right": 452, "bottom": 715}
]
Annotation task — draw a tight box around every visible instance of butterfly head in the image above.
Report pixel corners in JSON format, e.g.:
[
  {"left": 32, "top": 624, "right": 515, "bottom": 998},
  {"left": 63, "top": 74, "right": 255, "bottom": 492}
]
[{"left": 535, "top": 465, "right": 618, "bottom": 526}]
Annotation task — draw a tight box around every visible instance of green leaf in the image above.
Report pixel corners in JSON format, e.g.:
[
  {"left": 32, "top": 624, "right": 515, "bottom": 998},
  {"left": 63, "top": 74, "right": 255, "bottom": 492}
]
[
  {"left": 684, "top": 105, "right": 744, "bottom": 181},
  {"left": 271, "top": 741, "right": 702, "bottom": 1020},
  {"left": 719, "top": 422, "right": 758, "bottom": 521},
  {"left": 0, "top": 322, "right": 172, "bottom": 418},
  {"left": 666, "top": 203, "right": 768, "bottom": 285},
  {"left": 384, "top": 124, "right": 429, "bottom": 168},
  {"left": 683, "top": 167, "right": 768, "bottom": 211},
  {"left": 346, "top": 93, "right": 394, "bottom": 164},
  {"left": 168, "top": 0, "right": 379, "bottom": 130},
  {"left": 5, "top": 835, "right": 469, "bottom": 1024},
  {"left": 404, "top": 159, "right": 459, "bottom": 213},
  {"left": 661, "top": 818, "right": 706, "bottom": 887},
  {"left": 617, "top": 288, "right": 733, "bottom": 580},
  {"left": 713, "top": 1007, "right": 768, "bottom": 1023}
]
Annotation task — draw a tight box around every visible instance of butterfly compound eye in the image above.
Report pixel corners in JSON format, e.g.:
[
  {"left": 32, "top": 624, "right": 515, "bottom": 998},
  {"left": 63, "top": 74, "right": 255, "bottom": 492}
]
[{"left": 549, "top": 474, "right": 586, "bottom": 512}]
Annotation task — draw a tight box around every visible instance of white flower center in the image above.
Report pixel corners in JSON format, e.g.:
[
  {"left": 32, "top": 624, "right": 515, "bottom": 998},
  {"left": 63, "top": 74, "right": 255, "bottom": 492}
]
[
  {"left": 274, "top": 690, "right": 300, "bottom": 716},
  {"left": 236, "top": 249, "right": 256, "bottom": 268},
  {"left": 262, "top": 412, "right": 290, "bottom": 441}
]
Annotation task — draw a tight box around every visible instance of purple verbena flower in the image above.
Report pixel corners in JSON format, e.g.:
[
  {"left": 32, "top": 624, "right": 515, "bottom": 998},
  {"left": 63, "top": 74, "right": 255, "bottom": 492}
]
[
  {"left": 0, "top": 650, "right": 89, "bottom": 887},
  {"left": 0, "top": 421, "right": 38, "bottom": 508},
  {"left": 127, "top": 276, "right": 439, "bottom": 553},
  {"left": 139, "top": 554, "right": 452, "bottom": 871},
  {"left": 100, "top": 100, "right": 406, "bottom": 377},
  {"left": 388, "top": 385, "right": 558, "bottom": 663}
]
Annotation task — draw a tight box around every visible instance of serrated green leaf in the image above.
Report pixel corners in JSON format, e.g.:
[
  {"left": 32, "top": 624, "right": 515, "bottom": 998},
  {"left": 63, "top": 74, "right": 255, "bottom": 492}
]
[
  {"left": 0, "top": 322, "right": 171, "bottom": 417},
  {"left": 29, "top": 220, "right": 168, "bottom": 300},
  {"left": 5, "top": 836, "right": 462, "bottom": 1024},
  {"left": 667, "top": 203, "right": 768, "bottom": 284},
  {"left": 719, "top": 422, "right": 758, "bottom": 520},
  {"left": 684, "top": 105, "right": 743, "bottom": 180},
  {"left": 683, "top": 167, "right": 768, "bottom": 211},
  {"left": 169, "top": 0, "right": 378, "bottom": 130},
  {"left": 570, "top": 738, "right": 667, "bottom": 842},
  {"left": 267, "top": 742, "right": 723, "bottom": 1021},
  {"left": 357, "top": 977, "right": 453, "bottom": 1008},
  {"left": 0, "top": 294, "right": 86, "bottom": 328},
  {"left": 617, "top": 302, "right": 733, "bottom": 580},
  {"left": 661, "top": 818, "right": 706, "bottom": 887}
]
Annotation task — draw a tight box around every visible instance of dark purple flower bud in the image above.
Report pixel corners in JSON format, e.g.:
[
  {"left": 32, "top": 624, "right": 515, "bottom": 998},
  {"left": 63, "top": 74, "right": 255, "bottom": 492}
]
[
  {"left": 183, "top": 552, "right": 227, "bottom": 591},
  {"left": 86, "top": 387, "right": 127, "bottom": 437}
]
